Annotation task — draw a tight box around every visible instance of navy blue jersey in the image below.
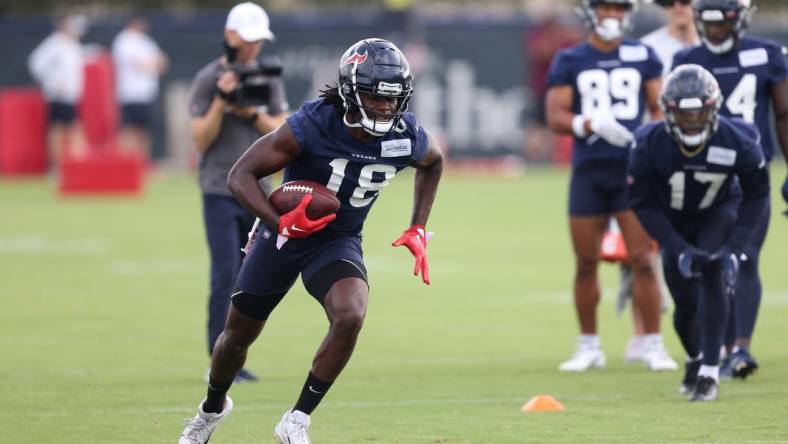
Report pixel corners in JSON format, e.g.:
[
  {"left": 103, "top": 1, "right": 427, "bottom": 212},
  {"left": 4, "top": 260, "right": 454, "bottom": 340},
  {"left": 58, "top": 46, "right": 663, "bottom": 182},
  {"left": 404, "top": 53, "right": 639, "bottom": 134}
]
[
  {"left": 285, "top": 99, "right": 429, "bottom": 238},
  {"left": 672, "top": 36, "right": 788, "bottom": 161},
  {"left": 628, "top": 116, "right": 769, "bottom": 254},
  {"left": 547, "top": 38, "right": 662, "bottom": 167}
]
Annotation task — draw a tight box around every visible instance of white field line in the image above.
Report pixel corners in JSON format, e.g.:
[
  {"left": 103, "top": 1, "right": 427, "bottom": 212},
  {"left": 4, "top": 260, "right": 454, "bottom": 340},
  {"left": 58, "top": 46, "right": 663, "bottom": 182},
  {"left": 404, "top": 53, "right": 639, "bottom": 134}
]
[
  {"left": 0, "top": 235, "right": 106, "bottom": 254},
  {"left": 28, "top": 387, "right": 788, "bottom": 418}
]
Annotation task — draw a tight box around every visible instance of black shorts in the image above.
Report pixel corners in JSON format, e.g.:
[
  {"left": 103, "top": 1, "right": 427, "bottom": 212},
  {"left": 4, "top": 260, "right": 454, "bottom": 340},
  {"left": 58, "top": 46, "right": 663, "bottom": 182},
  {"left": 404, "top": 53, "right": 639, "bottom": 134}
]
[
  {"left": 48, "top": 101, "right": 77, "bottom": 124},
  {"left": 569, "top": 160, "right": 629, "bottom": 216},
  {"left": 232, "top": 229, "right": 369, "bottom": 321},
  {"left": 121, "top": 103, "right": 152, "bottom": 128}
]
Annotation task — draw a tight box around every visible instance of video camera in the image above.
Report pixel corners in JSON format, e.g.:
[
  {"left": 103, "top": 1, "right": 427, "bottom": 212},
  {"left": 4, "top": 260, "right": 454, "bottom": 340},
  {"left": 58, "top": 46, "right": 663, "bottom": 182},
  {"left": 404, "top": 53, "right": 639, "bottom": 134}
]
[{"left": 219, "top": 58, "right": 283, "bottom": 107}]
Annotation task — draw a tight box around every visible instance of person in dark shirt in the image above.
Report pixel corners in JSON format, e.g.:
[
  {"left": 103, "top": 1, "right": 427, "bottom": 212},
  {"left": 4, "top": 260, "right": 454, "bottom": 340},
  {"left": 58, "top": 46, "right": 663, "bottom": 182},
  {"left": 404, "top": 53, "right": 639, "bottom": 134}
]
[
  {"left": 188, "top": 2, "right": 289, "bottom": 384},
  {"left": 672, "top": 0, "right": 788, "bottom": 378},
  {"left": 628, "top": 64, "right": 769, "bottom": 401},
  {"left": 546, "top": 0, "right": 673, "bottom": 372},
  {"left": 179, "top": 37, "right": 443, "bottom": 444}
]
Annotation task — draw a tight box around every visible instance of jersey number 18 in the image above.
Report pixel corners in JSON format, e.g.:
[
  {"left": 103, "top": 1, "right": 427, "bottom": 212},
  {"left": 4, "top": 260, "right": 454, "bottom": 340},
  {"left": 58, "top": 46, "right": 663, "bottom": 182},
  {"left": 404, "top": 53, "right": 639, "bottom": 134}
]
[{"left": 326, "top": 158, "right": 397, "bottom": 208}]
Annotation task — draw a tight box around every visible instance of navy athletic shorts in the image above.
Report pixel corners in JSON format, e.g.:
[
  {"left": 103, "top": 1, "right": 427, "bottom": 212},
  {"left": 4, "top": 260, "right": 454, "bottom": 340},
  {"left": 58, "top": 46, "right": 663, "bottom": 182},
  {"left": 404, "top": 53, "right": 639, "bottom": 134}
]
[
  {"left": 235, "top": 226, "right": 366, "bottom": 307},
  {"left": 568, "top": 160, "right": 629, "bottom": 216}
]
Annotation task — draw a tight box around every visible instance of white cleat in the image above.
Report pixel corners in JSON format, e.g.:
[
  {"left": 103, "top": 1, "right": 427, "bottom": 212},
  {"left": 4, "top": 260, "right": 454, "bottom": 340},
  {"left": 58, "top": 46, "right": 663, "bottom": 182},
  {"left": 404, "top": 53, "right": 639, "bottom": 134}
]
[
  {"left": 179, "top": 397, "right": 233, "bottom": 444},
  {"left": 275, "top": 410, "right": 312, "bottom": 444},
  {"left": 559, "top": 347, "right": 606, "bottom": 372},
  {"left": 623, "top": 336, "right": 647, "bottom": 362},
  {"left": 642, "top": 344, "right": 679, "bottom": 372}
]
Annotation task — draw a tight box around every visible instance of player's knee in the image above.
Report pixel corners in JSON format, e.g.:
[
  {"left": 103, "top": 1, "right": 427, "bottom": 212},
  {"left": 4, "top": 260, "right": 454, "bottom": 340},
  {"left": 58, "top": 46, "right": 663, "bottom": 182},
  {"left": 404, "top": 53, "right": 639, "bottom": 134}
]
[
  {"left": 214, "top": 331, "right": 249, "bottom": 359},
  {"left": 330, "top": 307, "right": 366, "bottom": 338},
  {"left": 575, "top": 255, "right": 598, "bottom": 279},
  {"left": 628, "top": 251, "right": 656, "bottom": 277}
]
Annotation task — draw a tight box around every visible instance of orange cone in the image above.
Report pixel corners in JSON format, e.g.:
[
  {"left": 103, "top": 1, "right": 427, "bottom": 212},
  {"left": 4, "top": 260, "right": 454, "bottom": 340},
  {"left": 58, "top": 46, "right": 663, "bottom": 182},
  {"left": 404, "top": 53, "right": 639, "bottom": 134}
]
[{"left": 521, "top": 394, "right": 565, "bottom": 412}]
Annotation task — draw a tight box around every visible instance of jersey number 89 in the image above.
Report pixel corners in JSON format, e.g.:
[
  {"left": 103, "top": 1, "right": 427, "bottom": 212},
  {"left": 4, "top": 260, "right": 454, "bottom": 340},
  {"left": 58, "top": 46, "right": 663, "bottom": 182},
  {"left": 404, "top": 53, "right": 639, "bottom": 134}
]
[{"left": 577, "top": 68, "right": 641, "bottom": 120}]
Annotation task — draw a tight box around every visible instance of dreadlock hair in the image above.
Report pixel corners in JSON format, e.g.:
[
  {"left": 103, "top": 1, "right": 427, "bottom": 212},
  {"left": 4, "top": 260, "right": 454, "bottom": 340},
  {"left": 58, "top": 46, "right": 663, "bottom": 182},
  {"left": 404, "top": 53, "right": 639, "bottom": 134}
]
[{"left": 319, "top": 84, "right": 345, "bottom": 114}]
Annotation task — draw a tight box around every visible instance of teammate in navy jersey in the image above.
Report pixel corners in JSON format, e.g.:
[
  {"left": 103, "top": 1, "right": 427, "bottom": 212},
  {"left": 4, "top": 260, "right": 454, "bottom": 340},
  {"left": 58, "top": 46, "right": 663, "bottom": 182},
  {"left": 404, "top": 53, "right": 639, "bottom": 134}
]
[
  {"left": 546, "top": 0, "right": 675, "bottom": 372},
  {"left": 178, "top": 38, "right": 443, "bottom": 444},
  {"left": 628, "top": 64, "right": 769, "bottom": 401},
  {"left": 671, "top": 0, "right": 788, "bottom": 379}
]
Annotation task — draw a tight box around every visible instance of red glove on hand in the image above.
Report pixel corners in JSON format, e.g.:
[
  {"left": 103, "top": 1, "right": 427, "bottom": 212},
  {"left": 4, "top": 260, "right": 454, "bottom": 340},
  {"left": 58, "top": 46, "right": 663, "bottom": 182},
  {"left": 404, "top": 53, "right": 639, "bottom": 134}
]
[
  {"left": 278, "top": 194, "right": 337, "bottom": 239},
  {"left": 391, "top": 224, "right": 431, "bottom": 285}
]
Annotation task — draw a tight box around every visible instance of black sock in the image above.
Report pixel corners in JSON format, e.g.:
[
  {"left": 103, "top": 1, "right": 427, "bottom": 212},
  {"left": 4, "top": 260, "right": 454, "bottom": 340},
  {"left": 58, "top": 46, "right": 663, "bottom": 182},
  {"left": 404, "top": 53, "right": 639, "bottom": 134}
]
[
  {"left": 292, "top": 371, "right": 333, "bottom": 415},
  {"left": 203, "top": 377, "right": 233, "bottom": 414}
]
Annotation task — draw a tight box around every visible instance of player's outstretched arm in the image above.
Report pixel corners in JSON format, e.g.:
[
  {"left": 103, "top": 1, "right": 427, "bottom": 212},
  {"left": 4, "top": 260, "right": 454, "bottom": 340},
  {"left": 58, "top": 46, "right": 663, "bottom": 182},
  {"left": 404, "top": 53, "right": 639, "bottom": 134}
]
[
  {"left": 227, "top": 122, "right": 299, "bottom": 231},
  {"left": 392, "top": 130, "right": 443, "bottom": 285}
]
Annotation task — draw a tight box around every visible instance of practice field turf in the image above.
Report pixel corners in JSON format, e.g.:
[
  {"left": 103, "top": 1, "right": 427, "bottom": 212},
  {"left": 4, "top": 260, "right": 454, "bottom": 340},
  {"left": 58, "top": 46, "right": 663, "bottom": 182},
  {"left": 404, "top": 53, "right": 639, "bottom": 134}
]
[{"left": 2, "top": 166, "right": 787, "bottom": 443}]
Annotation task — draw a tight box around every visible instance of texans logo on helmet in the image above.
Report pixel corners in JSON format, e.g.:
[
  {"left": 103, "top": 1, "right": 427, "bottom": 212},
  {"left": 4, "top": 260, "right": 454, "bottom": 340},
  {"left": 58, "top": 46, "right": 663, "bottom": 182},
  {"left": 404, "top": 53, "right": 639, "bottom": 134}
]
[{"left": 344, "top": 49, "right": 368, "bottom": 65}]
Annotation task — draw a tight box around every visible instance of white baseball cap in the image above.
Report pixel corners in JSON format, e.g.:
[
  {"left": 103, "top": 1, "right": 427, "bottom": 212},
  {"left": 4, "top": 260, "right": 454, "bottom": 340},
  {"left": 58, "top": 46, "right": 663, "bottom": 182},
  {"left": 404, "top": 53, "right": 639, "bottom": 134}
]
[{"left": 225, "top": 2, "right": 274, "bottom": 42}]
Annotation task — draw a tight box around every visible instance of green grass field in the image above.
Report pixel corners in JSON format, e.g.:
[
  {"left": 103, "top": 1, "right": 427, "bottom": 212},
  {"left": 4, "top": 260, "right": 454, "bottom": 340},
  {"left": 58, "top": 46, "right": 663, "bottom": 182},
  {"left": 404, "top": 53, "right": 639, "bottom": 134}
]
[{"left": 2, "top": 165, "right": 787, "bottom": 443}]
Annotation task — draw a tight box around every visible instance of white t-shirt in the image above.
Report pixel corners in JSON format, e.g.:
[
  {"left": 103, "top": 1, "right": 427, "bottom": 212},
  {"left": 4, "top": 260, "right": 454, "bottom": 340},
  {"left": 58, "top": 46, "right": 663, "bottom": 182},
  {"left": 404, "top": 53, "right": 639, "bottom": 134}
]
[
  {"left": 112, "top": 28, "right": 164, "bottom": 104},
  {"left": 641, "top": 27, "right": 699, "bottom": 77},
  {"left": 28, "top": 32, "right": 84, "bottom": 103}
]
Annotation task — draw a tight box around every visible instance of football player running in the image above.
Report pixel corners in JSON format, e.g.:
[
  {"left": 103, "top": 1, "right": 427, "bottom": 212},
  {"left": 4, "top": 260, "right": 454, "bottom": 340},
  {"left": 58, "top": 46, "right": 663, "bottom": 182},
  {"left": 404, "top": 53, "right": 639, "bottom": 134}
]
[
  {"left": 628, "top": 64, "right": 769, "bottom": 401},
  {"left": 671, "top": 0, "right": 788, "bottom": 379},
  {"left": 546, "top": 0, "right": 676, "bottom": 372},
  {"left": 178, "top": 38, "right": 443, "bottom": 444}
]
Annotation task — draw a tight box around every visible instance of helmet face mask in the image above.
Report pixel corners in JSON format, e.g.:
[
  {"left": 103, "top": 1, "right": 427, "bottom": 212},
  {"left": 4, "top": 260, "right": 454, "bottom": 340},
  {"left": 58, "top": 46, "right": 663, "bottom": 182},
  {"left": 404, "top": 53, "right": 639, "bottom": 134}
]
[
  {"left": 338, "top": 38, "right": 413, "bottom": 137},
  {"left": 660, "top": 64, "right": 723, "bottom": 152},
  {"left": 669, "top": 107, "right": 715, "bottom": 146},
  {"left": 580, "top": 0, "right": 638, "bottom": 42},
  {"left": 694, "top": 0, "right": 753, "bottom": 54}
]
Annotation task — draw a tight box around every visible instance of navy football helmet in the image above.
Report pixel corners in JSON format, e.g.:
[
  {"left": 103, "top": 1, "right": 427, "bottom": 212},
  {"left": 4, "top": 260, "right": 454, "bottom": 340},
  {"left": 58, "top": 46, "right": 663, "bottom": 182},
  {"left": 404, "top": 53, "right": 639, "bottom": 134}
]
[
  {"left": 337, "top": 38, "right": 413, "bottom": 137},
  {"left": 660, "top": 64, "right": 723, "bottom": 151},
  {"left": 579, "top": 0, "right": 638, "bottom": 42},
  {"left": 694, "top": 0, "right": 754, "bottom": 54}
]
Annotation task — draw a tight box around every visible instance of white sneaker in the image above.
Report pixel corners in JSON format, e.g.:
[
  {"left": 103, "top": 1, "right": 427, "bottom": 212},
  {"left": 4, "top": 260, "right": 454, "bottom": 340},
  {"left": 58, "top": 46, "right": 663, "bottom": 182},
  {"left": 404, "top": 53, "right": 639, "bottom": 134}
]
[
  {"left": 179, "top": 397, "right": 233, "bottom": 444},
  {"left": 559, "top": 345, "right": 606, "bottom": 372},
  {"left": 642, "top": 344, "right": 679, "bottom": 372},
  {"left": 274, "top": 410, "right": 312, "bottom": 444},
  {"left": 623, "top": 336, "right": 647, "bottom": 362}
]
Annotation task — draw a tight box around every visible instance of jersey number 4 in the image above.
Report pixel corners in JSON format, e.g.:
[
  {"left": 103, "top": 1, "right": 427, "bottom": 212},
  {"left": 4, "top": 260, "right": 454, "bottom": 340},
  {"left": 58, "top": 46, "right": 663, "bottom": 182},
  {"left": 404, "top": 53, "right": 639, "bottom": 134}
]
[
  {"left": 577, "top": 68, "right": 641, "bottom": 119},
  {"left": 668, "top": 171, "right": 728, "bottom": 210},
  {"left": 726, "top": 74, "right": 757, "bottom": 123},
  {"left": 326, "top": 158, "right": 397, "bottom": 208}
]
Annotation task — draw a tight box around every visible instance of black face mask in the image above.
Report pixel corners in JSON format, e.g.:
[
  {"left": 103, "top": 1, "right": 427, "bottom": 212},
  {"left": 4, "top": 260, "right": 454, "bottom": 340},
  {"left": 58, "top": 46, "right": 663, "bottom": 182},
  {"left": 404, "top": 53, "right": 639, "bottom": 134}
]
[{"left": 223, "top": 39, "right": 239, "bottom": 63}]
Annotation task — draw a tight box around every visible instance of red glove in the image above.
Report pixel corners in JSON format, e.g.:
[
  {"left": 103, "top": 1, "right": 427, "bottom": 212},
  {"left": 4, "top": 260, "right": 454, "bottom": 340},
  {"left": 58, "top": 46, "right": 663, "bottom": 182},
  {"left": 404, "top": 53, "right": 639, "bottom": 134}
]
[
  {"left": 278, "top": 194, "right": 336, "bottom": 239},
  {"left": 391, "top": 225, "right": 431, "bottom": 285}
]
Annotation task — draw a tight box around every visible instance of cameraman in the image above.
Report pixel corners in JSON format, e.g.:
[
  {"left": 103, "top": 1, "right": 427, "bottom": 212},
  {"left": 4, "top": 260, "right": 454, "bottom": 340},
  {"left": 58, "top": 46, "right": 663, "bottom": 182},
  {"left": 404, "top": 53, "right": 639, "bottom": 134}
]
[{"left": 188, "top": 2, "right": 288, "bottom": 382}]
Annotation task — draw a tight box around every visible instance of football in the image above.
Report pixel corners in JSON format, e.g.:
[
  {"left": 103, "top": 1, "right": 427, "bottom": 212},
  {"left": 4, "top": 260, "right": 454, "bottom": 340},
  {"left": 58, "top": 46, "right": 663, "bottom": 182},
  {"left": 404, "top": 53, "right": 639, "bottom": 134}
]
[{"left": 269, "top": 180, "right": 340, "bottom": 220}]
